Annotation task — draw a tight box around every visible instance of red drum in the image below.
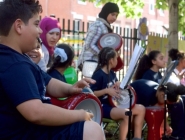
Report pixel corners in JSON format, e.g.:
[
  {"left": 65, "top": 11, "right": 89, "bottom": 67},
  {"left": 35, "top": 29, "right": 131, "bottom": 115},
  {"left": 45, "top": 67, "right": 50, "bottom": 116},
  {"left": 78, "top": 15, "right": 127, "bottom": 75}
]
[
  {"left": 145, "top": 106, "right": 164, "bottom": 140},
  {"left": 109, "top": 85, "right": 137, "bottom": 109},
  {"left": 98, "top": 33, "right": 123, "bottom": 51},
  {"left": 49, "top": 89, "right": 102, "bottom": 124},
  {"left": 98, "top": 33, "right": 124, "bottom": 72}
]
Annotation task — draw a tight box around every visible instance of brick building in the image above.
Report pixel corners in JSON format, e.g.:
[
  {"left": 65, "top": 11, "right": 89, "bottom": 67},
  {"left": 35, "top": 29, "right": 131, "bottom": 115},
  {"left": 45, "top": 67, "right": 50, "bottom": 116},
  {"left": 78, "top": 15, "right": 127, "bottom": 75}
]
[{"left": 39, "top": 0, "right": 169, "bottom": 35}]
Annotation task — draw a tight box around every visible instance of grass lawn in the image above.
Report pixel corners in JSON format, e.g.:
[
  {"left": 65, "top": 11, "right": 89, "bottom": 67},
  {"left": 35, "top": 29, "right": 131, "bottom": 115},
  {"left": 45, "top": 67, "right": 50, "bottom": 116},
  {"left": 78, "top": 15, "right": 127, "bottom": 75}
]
[{"left": 104, "top": 121, "right": 148, "bottom": 140}]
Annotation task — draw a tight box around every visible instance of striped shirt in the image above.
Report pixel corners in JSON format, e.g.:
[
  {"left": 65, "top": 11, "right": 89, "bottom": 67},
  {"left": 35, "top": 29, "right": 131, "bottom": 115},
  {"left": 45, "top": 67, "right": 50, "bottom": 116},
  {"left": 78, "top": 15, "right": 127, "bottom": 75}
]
[{"left": 77, "top": 18, "right": 112, "bottom": 66}]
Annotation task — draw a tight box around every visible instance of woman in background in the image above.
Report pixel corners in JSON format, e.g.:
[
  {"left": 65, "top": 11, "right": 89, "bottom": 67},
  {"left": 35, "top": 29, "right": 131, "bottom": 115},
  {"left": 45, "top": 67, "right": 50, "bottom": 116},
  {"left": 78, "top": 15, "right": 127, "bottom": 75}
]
[
  {"left": 77, "top": 2, "right": 119, "bottom": 71},
  {"left": 38, "top": 16, "right": 61, "bottom": 71}
]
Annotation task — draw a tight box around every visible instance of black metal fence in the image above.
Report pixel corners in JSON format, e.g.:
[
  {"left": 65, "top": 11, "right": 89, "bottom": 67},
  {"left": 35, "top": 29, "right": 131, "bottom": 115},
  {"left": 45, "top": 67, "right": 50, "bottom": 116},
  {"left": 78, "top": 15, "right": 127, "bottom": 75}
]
[
  {"left": 54, "top": 18, "right": 184, "bottom": 81},
  {"left": 55, "top": 18, "right": 145, "bottom": 81}
]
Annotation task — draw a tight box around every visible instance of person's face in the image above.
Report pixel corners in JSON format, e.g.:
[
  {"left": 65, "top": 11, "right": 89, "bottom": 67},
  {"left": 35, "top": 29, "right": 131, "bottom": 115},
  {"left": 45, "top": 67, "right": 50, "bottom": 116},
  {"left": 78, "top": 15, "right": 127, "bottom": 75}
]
[
  {"left": 26, "top": 43, "right": 42, "bottom": 64},
  {"left": 20, "top": 14, "right": 42, "bottom": 53},
  {"left": 110, "top": 51, "right": 118, "bottom": 68},
  {"left": 152, "top": 53, "right": 166, "bottom": 69},
  {"left": 46, "top": 31, "right": 60, "bottom": 47},
  {"left": 107, "top": 12, "right": 118, "bottom": 24},
  {"left": 156, "top": 90, "right": 165, "bottom": 105}
]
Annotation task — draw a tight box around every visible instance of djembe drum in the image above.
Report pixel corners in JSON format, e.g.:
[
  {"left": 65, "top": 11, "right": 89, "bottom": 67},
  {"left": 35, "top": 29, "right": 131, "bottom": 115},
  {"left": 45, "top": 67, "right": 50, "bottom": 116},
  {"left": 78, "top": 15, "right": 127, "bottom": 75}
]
[
  {"left": 145, "top": 106, "right": 164, "bottom": 140},
  {"left": 49, "top": 87, "right": 102, "bottom": 124},
  {"left": 109, "top": 85, "right": 137, "bottom": 109},
  {"left": 98, "top": 33, "right": 124, "bottom": 72}
]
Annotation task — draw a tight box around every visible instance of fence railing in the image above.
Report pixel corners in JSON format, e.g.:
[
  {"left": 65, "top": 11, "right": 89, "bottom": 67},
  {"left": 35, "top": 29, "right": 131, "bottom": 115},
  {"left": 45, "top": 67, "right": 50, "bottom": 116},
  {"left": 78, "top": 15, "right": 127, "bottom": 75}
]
[{"left": 55, "top": 18, "right": 183, "bottom": 81}]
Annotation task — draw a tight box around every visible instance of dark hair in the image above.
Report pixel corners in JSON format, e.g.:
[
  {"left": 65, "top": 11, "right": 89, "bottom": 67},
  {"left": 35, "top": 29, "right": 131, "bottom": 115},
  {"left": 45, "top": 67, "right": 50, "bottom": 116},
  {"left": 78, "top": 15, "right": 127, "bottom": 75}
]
[
  {"left": 133, "top": 50, "right": 161, "bottom": 81},
  {"left": 168, "top": 48, "right": 185, "bottom": 61},
  {"left": 93, "top": 47, "right": 117, "bottom": 87},
  {"left": 95, "top": 47, "right": 117, "bottom": 71},
  {"left": 98, "top": 2, "right": 119, "bottom": 21},
  {"left": 158, "top": 82, "right": 185, "bottom": 103},
  {"left": 0, "top": 0, "right": 42, "bottom": 36},
  {"left": 47, "top": 44, "right": 74, "bottom": 73}
]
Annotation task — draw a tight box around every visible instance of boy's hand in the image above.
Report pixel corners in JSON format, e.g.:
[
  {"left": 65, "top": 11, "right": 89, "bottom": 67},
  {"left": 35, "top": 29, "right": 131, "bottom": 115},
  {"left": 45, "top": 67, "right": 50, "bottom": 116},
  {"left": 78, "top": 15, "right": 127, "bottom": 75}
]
[
  {"left": 68, "top": 78, "right": 96, "bottom": 94},
  {"left": 80, "top": 110, "right": 94, "bottom": 121}
]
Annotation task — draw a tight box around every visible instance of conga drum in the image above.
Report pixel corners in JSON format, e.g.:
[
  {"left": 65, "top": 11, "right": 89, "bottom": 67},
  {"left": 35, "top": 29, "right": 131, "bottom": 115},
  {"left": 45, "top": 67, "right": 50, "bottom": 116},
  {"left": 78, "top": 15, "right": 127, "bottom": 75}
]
[
  {"left": 145, "top": 106, "right": 164, "bottom": 140},
  {"left": 49, "top": 87, "right": 102, "bottom": 124},
  {"left": 109, "top": 85, "right": 137, "bottom": 109},
  {"left": 98, "top": 33, "right": 124, "bottom": 72}
]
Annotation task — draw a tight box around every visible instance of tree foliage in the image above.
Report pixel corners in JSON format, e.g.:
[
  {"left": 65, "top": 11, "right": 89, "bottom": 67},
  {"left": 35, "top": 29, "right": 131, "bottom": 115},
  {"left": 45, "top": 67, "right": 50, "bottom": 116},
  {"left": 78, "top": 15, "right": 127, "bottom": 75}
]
[
  {"left": 156, "top": 0, "right": 185, "bottom": 35},
  {"left": 83, "top": 0, "right": 145, "bottom": 18},
  {"left": 83, "top": 0, "right": 185, "bottom": 34}
]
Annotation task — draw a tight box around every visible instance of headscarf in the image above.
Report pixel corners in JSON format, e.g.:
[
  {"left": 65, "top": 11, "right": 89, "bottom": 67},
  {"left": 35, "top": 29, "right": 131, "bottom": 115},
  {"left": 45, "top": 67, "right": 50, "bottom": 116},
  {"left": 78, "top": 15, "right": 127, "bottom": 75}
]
[
  {"left": 39, "top": 17, "right": 61, "bottom": 55},
  {"left": 98, "top": 2, "right": 119, "bottom": 22}
]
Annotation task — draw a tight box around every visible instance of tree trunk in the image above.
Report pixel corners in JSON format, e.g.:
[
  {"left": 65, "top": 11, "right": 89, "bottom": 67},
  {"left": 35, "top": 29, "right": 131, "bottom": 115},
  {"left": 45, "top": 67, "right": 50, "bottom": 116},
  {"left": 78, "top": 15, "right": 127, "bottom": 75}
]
[{"left": 168, "top": 0, "right": 178, "bottom": 62}]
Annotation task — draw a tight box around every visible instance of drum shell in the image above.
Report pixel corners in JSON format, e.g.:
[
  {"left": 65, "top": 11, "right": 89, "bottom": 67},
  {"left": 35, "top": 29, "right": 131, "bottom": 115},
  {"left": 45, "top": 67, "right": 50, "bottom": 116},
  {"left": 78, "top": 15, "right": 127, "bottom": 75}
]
[
  {"left": 49, "top": 93, "right": 102, "bottom": 124},
  {"left": 108, "top": 85, "right": 137, "bottom": 109},
  {"left": 145, "top": 106, "right": 164, "bottom": 140}
]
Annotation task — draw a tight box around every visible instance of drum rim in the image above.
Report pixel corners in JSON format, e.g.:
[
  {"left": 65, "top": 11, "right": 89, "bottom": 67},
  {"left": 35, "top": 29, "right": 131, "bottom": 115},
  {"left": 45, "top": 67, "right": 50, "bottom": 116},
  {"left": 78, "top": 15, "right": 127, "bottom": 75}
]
[
  {"left": 50, "top": 93, "right": 103, "bottom": 124},
  {"left": 97, "top": 33, "right": 123, "bottom": 51}
]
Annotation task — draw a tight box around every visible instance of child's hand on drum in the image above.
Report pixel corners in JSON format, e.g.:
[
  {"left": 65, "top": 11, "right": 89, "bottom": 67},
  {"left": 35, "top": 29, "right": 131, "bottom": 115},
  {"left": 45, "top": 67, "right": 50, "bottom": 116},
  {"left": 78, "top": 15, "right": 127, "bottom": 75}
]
[
  {"left": 113, "top": 81, "right": 121, "bottom": 90},
  {"left": 71, "top": 78, "right": 96, "bottom": 93},
  {"left": 106, "top": 87, "right": 120, "bottom": 99}
]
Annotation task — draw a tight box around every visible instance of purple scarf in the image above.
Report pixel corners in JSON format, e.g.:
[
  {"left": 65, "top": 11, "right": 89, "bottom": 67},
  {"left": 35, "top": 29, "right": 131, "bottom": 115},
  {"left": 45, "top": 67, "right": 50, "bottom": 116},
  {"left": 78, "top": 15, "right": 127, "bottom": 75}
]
[{"left": 39, "top": 17, "right": 61, "bottom": 55}]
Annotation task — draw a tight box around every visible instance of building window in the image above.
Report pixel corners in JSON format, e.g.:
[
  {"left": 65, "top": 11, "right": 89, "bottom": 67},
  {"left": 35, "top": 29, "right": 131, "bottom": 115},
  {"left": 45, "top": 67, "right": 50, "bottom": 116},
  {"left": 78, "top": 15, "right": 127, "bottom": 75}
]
[
  {"left": 113, "top": 24, "right": 121, "bottom": 34},
  {"left": 73, "top": 20, "right": 81, "bottom": 33},
  {"left": 77, "top": 0, "right": 86, "bottom": 5},
  {"left": 159, "top": 9, "right": 165, "bottom": 16},
  {"left": 149, "top": 0, "right": 155, "bottom": 15}
]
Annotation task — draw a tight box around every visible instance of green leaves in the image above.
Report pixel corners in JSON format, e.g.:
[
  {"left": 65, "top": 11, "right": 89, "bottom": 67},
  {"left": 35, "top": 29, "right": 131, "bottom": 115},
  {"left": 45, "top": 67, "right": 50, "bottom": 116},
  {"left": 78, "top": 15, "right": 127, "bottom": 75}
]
[
  {"left": 83, "top": 0, "right": 185, "bottom": 34},
  {"left": 83, "top": 0, "right": 144, "bottom": 18}
]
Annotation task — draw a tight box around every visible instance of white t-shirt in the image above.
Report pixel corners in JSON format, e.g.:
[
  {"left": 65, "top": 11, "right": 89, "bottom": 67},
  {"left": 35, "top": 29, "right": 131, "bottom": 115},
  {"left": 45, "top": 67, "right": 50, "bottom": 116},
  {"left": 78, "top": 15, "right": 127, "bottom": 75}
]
[
  {"left": 37, "top": 44, "right": 49, "bottom": 72},
  {"left": 168, "top": 68, "right": 184, "bottom": 86}
]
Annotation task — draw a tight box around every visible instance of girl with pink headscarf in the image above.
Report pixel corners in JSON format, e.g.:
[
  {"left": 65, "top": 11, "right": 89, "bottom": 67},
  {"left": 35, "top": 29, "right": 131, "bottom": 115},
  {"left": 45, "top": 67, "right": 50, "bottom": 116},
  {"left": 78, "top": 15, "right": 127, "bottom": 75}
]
[{"left": 38, "top": 16, "right": 61, "bottom": 71}]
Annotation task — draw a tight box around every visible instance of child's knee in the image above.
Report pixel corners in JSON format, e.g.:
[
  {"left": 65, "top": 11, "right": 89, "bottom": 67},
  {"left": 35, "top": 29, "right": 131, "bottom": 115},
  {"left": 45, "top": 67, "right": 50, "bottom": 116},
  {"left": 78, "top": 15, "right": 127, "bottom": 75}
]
[
  {"left": 83, "top": 121, "right": 104, "bottom": 140},
  {"left": 134, "top": 104, "right": 146, "bottom": 115}
]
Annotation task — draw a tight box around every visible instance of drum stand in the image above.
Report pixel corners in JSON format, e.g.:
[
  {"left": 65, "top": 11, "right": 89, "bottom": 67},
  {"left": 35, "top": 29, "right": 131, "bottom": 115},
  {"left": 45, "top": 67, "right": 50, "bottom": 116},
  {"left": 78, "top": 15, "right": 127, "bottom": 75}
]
[
  {"left": 162, "top": 85, "right": 179, "bottom": 140},
  {"left": 125, "top": 87, "right": 133, "bottom": 140}
]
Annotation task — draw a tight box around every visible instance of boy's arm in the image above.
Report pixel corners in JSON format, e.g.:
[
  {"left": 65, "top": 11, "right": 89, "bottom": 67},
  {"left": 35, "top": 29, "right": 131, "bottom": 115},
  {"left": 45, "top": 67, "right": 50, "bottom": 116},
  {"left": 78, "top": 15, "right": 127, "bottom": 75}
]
[
  {"left": 16, "top": 99, "right": 93, "bottom": 126},
  {"left": 46, "top": 77, "right": 96, "bottom": 98}
]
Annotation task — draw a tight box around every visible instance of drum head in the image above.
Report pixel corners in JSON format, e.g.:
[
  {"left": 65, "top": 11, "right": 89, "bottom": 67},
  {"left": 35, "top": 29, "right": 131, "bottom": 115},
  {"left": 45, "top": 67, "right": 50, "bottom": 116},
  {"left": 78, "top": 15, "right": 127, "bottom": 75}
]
[
  {"left": 98, "top": 33, "right": 123, "bottom": 51},
  {"left": 75, "top": 99, "right": 102, "bottom": 124},
  {"left": 109, "top": 86, "right": 137, "bottom": 109}
]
